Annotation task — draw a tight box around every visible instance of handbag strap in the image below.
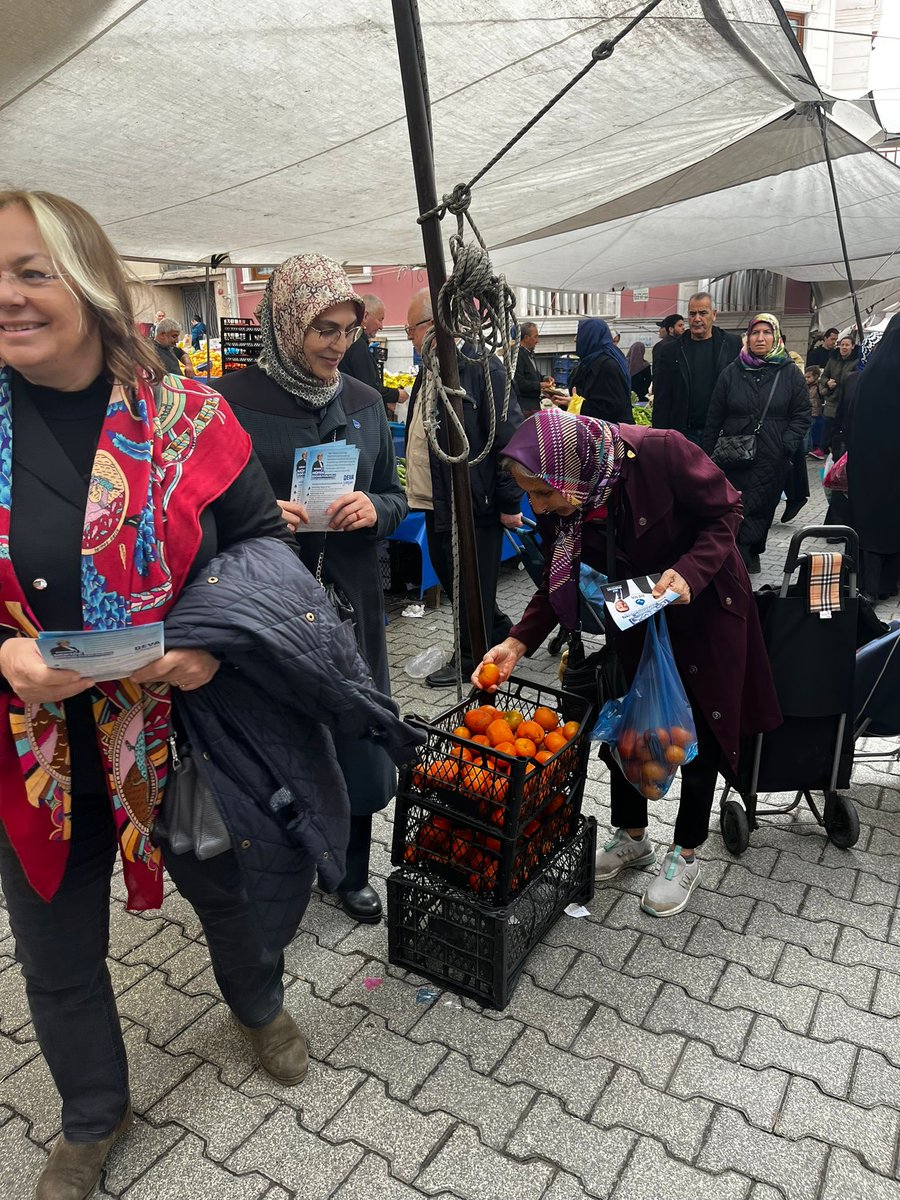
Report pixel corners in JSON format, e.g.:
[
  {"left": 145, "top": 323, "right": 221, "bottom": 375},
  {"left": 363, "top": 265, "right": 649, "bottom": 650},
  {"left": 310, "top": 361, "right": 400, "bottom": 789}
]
[
  {"left": 753, "top": 373, "right": 781, "bottom": 434},
  {"left": 571, "top": 494, "right": 618, "bottom": 649}
]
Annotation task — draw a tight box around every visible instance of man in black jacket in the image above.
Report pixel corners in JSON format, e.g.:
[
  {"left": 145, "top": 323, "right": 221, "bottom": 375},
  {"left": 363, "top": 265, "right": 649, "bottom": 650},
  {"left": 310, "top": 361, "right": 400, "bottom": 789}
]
[
  {"left": 339, "top": 293, "right": 407, "bottom": 415},
  {"left": 405, "top": 289, "right": 524, "bottom": 687},
  {"left": 652, "top": 293, "right": 741, "bottom": 445},
  {"left": 651, "top": 313, "right": 684, "bottom": 371},
  {"left": 513, "top": 321, "right": 546, "bottom": 416}
]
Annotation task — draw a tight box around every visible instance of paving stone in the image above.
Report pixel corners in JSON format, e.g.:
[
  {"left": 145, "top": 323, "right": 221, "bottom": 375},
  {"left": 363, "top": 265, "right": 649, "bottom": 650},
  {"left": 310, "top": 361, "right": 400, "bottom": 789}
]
[
  {"left": 745, "top": 901, "right": 840, "bottom": 960},
  {"left": 414, "top": 1048, "right": 534, "bottom": 1149},
  {"left": 0, "top": 1030, "right": 38, "bottom": 1081},
  {"left": 834, "top": 925, "right": 900, "bottom": 974},
  {"left": 506, "top": 1094, "right": 633, "bottom": 1198},
  {"left": 332, "top": 914, "right": 392, "bottom": 961},
  {"left": 603, "top": 894, "right": 698, "bottom": 952},
  {"left": 165, "top": 1001, "right": 259, "bottom": 1087},
  {"left": 328, "top": 1012, "right": 445, "bottom": 1101},
  {"left": 521, "top": 941, "right": 580, "bottom": 991},
  {"left": 323, "top": 1076, "right": 453, "bottom": 1183},
  {"left": 623, "top": 935, "right": 725, "bottom": 1002},
  {"left": 812, "top": 992, "right": 900, "bottom": 1068},
  {"left": 668, "top": 1041, "right": 789, "bottom": 1131},
  {"left": 543, "top": 1169, "right": 598, "bottom": 1200},
  {"left": 684, "top": 918, "right": 781, "bottom": 980},
  {"left": 750, "top": 826, "right": 826, "bottom": 865},
  {"left": 0, "top": 961, "right": 32, "bottom": 1034},
  {"left": 776, "top": 1075, "right": 899, "bottom": 1175},
  {"left": 769, "top": 849, "right": 855, "bottom": 899},
  {"left": 241, "top": 1059, "right": 364, "bottom": 1133},
  {"left": 686, "top": 887, "right": 756, "bottom": 934},
  {"left": 542, "top": 909, "right": 641, "bottom": 971},
  {"left": 492, "top": 1027, "right": 613, "bottom": 1120},
  {"left": 821, "top": 1147, "right": 900, "bottom": 1200},
  {"left": 712, "top": 963, "right": 818, "bottom": 1035},
  {"left": 155, "top": 939, "right": 215, "bottom": 989},
  {"left": 114, "top": 970, "right": 215, "bottom": 1048},
  {"left": 866, "top": 826, "right": 900, "bottom": 859},
  {"left": 852, "top": 871, "right": 899, "bottom": 909},
  {"left": 227, "top": 1105, "right": 362, "bottom": 1195},
  {"left": 591, "top": 1065, "right": 713, "bottom": 1161},
  {"left": 774, "top": 943, "right": 877, "bottom": 1010},
  {"left": 120, "top": 1024, "right": 201, "bottom": 1114},
  {"left": 719, "top": 862, "right": 806, "bottom": 915},
  {"left": 108, "top": 903, "right": 166, "bottom": 956},
  {"left": 147, "top": 1063, "right": 276, "bottom": 1160},
  {"left": 698, "top": 1106, "right": 828, "bottom": 1200},
  {"left": 742, "top": 1016, "right": 856, "bottom": 1100},
  {"left": 0, "top": 1050, "right": 62, "bottom": 1143},
  {"left": 645, "top": 983, "right": 753, "bottom": 1060},
  {"left": 557, "top": 952, "right": 661, "bottom": 1023},
  {"left": 103, "top": 1115, "right": 184, "bottom": 1196},
  {"left": 407, "top": 998, "right": 521, "bottom": 1073},
  {"left": 613, "top": 1137, "right": 751, "bottom": 1200},
  {"left": 333, "top": 1153, "right": 456, "bottom": 1200},
  {"left": 0, "top": 1114, "right": 47, "bottom": 1200},
  {"left": 851, "top": 1048, "right": 900, "bottom": 1110},
  {"left": 331, "top": 968, "right": 452, "bottom": 1035},
  {"left": 572, "top": 1005, "right": 685, "bottom": 1091},
  {"left": 872, "top": 969, "right": 900, "bottom": 1018},
  {"left": 122, "top": 924, "right": 194, "bottom": 971},
  {"left": 499, "top": 973, "right": 594, "bottom": 1049},
  {"left": 282, "top": 979, "right": 368, "bottom": 1060},
  {"left": 801, "top": 886, "right": 893, "bottom": 941},
  {"left": 150, "top": 890, "right": 205, "bottom": 941},
  {"left": 108, "top": 959, "right": 152, "bottom": 998},
  {"left": 298, "top": 892, "right": 358, "bottom": 951},
  {"left": 124, "top": 1130, "right": 271, "bottom": 1199}
]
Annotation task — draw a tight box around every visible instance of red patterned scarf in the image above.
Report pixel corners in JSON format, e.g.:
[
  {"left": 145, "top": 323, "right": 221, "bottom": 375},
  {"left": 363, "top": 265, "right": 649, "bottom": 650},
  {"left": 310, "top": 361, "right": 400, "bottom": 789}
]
[{"left": 0, "top": 370, "right": 250, "bottom": 909}]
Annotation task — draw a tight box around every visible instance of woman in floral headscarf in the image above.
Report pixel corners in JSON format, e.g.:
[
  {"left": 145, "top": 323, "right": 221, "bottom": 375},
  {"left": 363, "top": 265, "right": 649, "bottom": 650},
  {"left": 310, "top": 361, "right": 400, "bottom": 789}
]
[
  {"left": 702, "top": 313, "right": 810, "bottom": 573},
  {"left": 471, "top": 408, "right": 780, "bottom": 921},
  {"left": 215, "top": 254, "right": 407, "bottom": 924}
]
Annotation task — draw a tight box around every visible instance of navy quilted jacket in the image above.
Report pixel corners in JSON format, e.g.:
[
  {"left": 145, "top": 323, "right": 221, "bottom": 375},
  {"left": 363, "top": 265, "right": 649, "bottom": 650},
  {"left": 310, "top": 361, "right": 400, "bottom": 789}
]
[{"left": 164, "top": 537, "right": 424, "bottom": 949}]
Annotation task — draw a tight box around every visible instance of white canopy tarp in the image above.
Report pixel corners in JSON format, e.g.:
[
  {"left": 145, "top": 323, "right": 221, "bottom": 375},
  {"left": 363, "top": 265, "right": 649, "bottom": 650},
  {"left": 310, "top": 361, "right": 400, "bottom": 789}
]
[{"left": 2, "top": 0, "right": 898, "bottom": 290}]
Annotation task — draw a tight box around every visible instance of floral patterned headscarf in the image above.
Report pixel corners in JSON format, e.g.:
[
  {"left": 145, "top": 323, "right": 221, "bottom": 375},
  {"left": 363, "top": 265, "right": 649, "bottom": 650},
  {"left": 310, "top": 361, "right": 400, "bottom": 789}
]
[
  {"left": 255, "top": 253, "right": 364, "bottom": 409},
  {"left": 503, "top": 409, "right": 626, "bottom": 630},
  {"left": 739, "top": 312, "right": 790, "bottom": 371}
]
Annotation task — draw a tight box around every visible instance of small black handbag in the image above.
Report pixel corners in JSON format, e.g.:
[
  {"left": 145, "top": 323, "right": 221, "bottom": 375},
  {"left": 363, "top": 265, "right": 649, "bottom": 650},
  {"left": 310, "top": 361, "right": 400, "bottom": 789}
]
[
  {"left": 710, "top": 374, "right": 780, "bottom": 469},
  {"left": 154, "top": 738, "right": 232, "bottom": 860}
]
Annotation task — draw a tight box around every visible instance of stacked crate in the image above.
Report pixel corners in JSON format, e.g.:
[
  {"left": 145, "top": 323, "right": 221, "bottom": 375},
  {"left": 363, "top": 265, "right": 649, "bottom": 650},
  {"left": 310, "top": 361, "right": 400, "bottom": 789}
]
[{"left": 387, "top": 676, "right": 597, "bottom": 1009}]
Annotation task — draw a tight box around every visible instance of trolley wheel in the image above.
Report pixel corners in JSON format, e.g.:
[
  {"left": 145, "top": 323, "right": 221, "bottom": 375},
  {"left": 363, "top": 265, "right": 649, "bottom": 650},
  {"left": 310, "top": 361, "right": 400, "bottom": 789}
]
[
  {"left": 548, "top": 629, "right": 567, "bottom": 656},
  {"left": 823, "top": 792, "right": 860, "bottom": 849},
  {"left": 721, "top": 799, "right": 750, "bottom": 856}
]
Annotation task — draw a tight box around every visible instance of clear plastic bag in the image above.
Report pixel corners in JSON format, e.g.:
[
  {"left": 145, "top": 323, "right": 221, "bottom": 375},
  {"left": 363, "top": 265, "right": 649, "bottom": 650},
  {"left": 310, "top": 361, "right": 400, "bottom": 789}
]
[
  {"left": 591, "top": 614, "right": 698, "bottom": 798},
  {"left": 404, "top": 645, "right": 449, "bottom": 679}
]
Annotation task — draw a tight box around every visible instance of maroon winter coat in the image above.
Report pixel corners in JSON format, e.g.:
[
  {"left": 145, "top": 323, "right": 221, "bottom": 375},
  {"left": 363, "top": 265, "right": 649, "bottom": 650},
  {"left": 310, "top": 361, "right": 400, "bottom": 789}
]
[{"left": 510, "top": 425, "right": 781, "bottom": 773}]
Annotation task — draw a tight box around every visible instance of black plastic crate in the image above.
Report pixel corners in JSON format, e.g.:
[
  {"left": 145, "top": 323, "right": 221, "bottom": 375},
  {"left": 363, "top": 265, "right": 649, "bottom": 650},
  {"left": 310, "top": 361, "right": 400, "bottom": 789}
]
[
  {"left": 392, "top": 777, "right": 584, "bottom": 906},
  {"left": 387, "top": 817, "right": 597, "bottom": 1010},
  {"left": 399, "top": 676, "right": 591, "bottom": 837}
]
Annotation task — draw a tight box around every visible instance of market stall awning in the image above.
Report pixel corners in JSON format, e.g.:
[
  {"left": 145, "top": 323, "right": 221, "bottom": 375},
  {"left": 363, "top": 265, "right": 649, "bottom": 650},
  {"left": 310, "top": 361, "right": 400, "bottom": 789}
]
[{"left": 2, "top": 0, "right": 896, "bottom": 288}]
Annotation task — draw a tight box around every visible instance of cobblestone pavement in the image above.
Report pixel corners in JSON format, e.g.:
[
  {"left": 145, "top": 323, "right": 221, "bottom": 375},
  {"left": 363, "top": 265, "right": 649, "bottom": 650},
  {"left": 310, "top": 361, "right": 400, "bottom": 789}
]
[{"left": 2, "top": 468, "right": 900, "bottom": 1199}]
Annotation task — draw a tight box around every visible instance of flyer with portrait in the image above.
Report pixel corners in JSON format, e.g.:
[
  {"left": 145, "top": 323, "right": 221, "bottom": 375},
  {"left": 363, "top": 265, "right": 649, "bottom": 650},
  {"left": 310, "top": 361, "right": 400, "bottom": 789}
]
[
  {"left": 290, "top": 441, "right": 360, "bottom": 531},
  {"left": 600, "top": 575, "right": 680, "bottom": 631},
  {"left": 36, "top": 623, "right": 165, "bottom": 681}
]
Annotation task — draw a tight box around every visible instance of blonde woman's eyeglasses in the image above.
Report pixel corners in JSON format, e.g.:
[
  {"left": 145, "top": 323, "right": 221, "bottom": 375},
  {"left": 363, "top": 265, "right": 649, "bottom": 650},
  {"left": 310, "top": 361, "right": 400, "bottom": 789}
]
[{"left": 0, "top": 268, "right": 69, "bottom": 292}]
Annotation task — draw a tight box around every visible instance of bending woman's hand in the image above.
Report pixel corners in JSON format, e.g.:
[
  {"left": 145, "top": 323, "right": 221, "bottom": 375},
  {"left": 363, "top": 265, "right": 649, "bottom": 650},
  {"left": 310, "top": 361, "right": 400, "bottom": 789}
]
[
  {"left": 469, "top": 637, "right": 527, "bottom": 691},
  {"left": 131, "top": 649, "right": 220, "bottom": 692},
  {"left": 653, "top": 569, "right": 692, "bottom": 605},
  {"left": 0, "top": 638, "right": 95, "bottom": 705}
]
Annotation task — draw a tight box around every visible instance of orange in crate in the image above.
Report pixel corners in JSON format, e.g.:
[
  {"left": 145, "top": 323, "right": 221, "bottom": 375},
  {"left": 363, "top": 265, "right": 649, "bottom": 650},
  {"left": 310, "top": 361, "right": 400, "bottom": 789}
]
[{"left": 533, "top": 707, "right": 560, "bottom": 732}]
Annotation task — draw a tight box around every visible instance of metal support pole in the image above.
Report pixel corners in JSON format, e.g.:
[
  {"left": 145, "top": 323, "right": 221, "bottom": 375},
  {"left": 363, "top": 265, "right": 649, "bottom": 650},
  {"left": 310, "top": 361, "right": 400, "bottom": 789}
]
[{"left": 391, "top": 0, "right": 487, "bottom": 665}]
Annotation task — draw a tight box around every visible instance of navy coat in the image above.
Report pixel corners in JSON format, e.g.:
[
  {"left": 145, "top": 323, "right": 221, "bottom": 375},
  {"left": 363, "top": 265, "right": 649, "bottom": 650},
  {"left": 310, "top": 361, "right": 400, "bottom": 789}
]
[{"left": 164, "top": 537, "right": 424, "bottom": 949}]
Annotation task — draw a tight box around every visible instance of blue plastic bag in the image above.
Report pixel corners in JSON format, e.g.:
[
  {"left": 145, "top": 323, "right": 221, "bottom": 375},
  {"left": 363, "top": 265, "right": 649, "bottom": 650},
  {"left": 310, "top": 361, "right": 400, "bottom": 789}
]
[{"left": 591, "top": 614, "right": 698, "bottom": 798}]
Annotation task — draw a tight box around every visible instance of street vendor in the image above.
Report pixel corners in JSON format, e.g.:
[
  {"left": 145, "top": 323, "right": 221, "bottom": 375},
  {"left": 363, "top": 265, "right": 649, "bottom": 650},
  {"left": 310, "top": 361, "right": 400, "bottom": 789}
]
[{"left": 471, "top": 408, "right": 781, "bottom": 918}]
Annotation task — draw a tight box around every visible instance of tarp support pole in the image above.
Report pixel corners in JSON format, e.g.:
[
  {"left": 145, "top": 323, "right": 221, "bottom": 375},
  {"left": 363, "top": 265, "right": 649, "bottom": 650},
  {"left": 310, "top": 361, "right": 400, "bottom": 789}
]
[
  {"left": 815, "top": 105, "right": 865, "bottom": 338},
  {"left": 391, "top": 0, "right": 487, "bottom": 667}
]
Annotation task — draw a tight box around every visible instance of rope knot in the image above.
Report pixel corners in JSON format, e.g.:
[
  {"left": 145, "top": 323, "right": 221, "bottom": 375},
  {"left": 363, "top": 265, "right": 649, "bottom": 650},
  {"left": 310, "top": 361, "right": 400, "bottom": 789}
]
[
  {"left": 592, "top": 40, "right": 615, "bottom": 61},
  {"left": 443, "top": 183, "right": 472, "bottom": 218}
]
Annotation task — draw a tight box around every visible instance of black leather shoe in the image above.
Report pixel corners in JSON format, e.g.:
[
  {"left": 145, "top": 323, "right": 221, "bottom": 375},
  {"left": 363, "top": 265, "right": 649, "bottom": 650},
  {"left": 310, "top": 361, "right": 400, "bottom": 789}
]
[
  {"left": 338, "top": 885, "right": 383, "bottom": 923},
  {"left": 425, "top": 657, "right": 474, "bottom": 688},
  {"left": 746, "top": 552, "right": 761, "bottom": 575},
  {"left": 781, "top": 497, "right": 808, "bottom": 523}
]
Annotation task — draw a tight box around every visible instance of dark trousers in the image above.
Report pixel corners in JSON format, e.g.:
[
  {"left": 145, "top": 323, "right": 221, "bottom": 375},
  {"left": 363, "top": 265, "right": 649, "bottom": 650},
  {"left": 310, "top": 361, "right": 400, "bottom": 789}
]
[
  {"left": 424, "top": 511, "right": 511, "bottom": 660},
  {"left": 609, "top": 702, "right": 721, "bottom": 848},
  {"left": 339, "top": 813, "right": 373, "bottom": 891},
  {"left": 784, "top": 447, "right": 810, "bottom": 505},
  {"left": 0, "top": 800, "right": 312, "bottom": 1140}
]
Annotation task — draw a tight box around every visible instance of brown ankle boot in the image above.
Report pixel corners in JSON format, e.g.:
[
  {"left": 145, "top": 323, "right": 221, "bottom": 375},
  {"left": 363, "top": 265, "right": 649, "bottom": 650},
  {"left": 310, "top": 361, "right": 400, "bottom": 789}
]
[
  {"left": 35, "top": 1105, "right": 133, "bottom": 1200},
  {"left": 236, "top": 1008, "right": 308, "bottom": 1085}
]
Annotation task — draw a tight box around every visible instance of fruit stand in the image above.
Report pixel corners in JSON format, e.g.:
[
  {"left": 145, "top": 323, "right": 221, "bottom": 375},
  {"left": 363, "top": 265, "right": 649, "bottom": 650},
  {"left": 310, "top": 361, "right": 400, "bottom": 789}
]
[{"left": 388, "top": 677, "right": 597, "bottom": 1008}]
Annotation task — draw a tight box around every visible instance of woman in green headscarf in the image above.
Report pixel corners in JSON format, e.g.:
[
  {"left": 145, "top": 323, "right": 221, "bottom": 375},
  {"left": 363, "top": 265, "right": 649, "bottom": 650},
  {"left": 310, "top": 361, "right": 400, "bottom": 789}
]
[{"left": 702, "top": 313, "right": 810, "bottom": 573}]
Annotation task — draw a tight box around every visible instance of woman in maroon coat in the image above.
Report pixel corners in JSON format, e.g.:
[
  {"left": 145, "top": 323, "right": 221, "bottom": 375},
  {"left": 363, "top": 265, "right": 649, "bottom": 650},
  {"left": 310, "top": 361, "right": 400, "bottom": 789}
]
[{"left": 472, "top": 409, "right": 780, "bottom": 917}]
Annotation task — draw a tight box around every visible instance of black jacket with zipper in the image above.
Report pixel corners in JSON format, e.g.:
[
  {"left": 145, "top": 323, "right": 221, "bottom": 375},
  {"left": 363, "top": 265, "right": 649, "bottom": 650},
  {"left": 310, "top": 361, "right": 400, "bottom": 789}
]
[{"left": 652, "top": 327, "right": 742, "bottom": 434}]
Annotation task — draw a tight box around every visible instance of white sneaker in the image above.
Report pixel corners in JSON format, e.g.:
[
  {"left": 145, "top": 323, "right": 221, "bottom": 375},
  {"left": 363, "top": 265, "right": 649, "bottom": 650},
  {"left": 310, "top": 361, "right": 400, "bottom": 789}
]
[
  {"left": 640, "top": 848, "right": 701, "bottom": 917},
  {"left": 594, "top": 828, "right": 657, "bottom": 881}
]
